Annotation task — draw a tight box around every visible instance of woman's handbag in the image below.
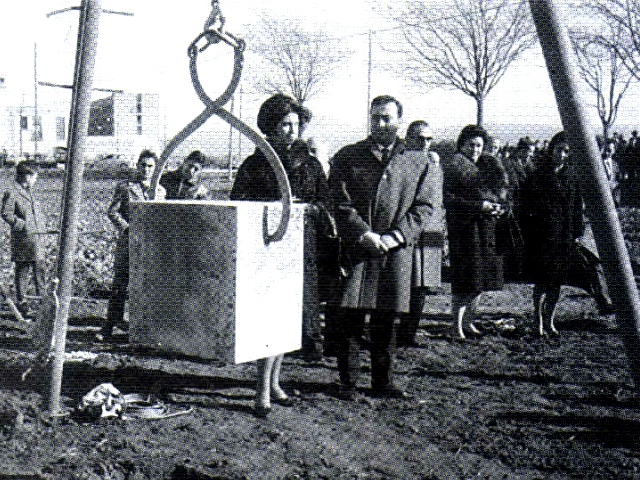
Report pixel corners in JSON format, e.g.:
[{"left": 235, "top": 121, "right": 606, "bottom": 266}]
[
  {"left": 496, "top": 212, "right": 524, "bottom": 255},
  {"left": 497, "top": 212, "right": 527, "bottom": 282}
]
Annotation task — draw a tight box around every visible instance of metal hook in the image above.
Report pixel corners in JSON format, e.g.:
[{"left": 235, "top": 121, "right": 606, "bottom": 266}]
[{"left": 151, "top": 26, "right": 291, "bottom": 244}]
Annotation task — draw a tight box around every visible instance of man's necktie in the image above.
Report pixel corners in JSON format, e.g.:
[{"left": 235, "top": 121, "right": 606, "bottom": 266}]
[{"left": 381, "top": 147, "right": 390, "bottom": 163}]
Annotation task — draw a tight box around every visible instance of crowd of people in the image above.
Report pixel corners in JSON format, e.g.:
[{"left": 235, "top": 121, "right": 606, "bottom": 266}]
[{"left": 1, "top": 92, "right": 630, "bottom": 417}]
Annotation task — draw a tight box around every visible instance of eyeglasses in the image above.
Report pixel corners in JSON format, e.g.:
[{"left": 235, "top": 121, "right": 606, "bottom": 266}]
[{"left": 414, "top": 136, "right": 433, "bottom": 142}]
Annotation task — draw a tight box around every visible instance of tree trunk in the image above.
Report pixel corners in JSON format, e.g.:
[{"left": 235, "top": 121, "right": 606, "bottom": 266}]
[
  {"left": 602, "top": 121, "right": 610, "bottom": 142},
  {"left": 476, "top": 95, "right": 484, "bottom": 127}
]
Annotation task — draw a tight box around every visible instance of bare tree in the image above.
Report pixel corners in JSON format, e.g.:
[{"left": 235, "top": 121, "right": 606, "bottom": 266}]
[
  {"left": 570, "top": 25, "right": 635, "bottom": 140},
  {"left": 391, "top": 0, "right": 537, "bottom": 126},
  {"left": 246, "top": 18, "right": 351, "bottom": 105},
  {"left": 580, "top": 0, "right": 640, "bottom": 81}
]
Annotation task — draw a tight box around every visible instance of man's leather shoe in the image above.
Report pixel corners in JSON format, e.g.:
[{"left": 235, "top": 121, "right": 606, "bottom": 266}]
[
  {"left": 371, "top": 384, "right": 409, "bottom": 399},
  {"left": 254, "top": 404, "right": 271, "bottom": 418},
  {"left": 597, "top": 302, "right": 615, "bottom": 316},
  {"left": 337, "top": 384, "right": 357, "bottom": 401}
]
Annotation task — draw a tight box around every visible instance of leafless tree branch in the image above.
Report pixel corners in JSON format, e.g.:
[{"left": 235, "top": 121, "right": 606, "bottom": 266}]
[
  {"left": 580, "top": 0, "right": 640, "bottom": 82},
  {"left": 246, "top": 18, "right": 352, "bottom": 104},
  {"left": 389, "top": 0, "right": 537, "bottom": 125},
  {"left": 570, "top": 7, "right": 636, "bottom": 139}
]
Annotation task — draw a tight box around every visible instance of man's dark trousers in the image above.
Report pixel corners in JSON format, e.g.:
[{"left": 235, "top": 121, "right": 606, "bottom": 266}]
[{"left": 336, "top": 308, "right": 395, "bottom": 389}]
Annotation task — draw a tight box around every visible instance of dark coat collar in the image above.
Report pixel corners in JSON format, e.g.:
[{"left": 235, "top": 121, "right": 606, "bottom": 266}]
[
  {"left": 13, "top": 182, "right": 34, "bottom": 201},
  {"left": 363, "top": 136, "right": 405, "bottom": 161}
]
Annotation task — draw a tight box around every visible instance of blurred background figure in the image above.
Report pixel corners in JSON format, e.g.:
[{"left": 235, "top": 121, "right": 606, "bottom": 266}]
[
  {"left": 488, "top": 136, "right": 503, "bottom": 159},
  {"left": 396, "top": 120, "right": 444, "bottom": 348},
  {"left": 1, "top": 161, "right": 45, "bottom": 317},
  {"left": 160, "top": 150, "right": 209, "bottom": 200},
  {"left": 101, "top": 150, "right": 166, "bottom": 342},
  {"left": 600, "top": 138, "right": 621, "bottom": 208}
]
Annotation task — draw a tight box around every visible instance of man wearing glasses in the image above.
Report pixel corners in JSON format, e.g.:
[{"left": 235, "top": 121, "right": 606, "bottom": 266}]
[{"left": 396, "top": 120, "right": 445, "bottom": 347}]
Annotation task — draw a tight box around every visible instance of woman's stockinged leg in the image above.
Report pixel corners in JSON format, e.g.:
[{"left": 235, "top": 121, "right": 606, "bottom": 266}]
[
  {"left": 270, "top": 353, "right": 288, "bottom": 401},
  {"left": 463, "top": 294, "right": 482, "bottom": 334},
  {"left": 534, "top": 284, "right": 561, "bottom": 336},
  {"left": 452, "top": 294, "right": 466, "bottom": 339},
  {"left": 255, "top": 356, "right": 276, "bottom": 413},
  {"left": 452, "top": 293, "right": 480, "bottom": 339}
]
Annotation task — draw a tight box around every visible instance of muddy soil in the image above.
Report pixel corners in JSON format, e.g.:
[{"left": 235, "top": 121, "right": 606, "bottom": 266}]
[
  {"left": 0, "top": 283, "right": 639, "bottom": 479},
  {"left": 0, "top": 171, "right": 639, "bottom": 478}
]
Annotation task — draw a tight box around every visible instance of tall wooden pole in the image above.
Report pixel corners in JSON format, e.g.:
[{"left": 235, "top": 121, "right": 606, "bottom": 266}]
[
  {"left": 366, "top": 30, "right": 372, "bottom": 135},
  {"left": 48, "top": 0, "right": 102, "bottom": 416},
  {"left": 529, "top": 0, "right": 640, "bottom": 387},
  {"left": 33, "top": 43, "right": 39, "bottom": 155},
  {"left": 228, "top": 94, "right": 235, "bottom": 181}
]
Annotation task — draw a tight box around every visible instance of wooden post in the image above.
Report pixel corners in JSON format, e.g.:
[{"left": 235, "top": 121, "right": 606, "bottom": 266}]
[
  {"left": 529, "top": 0, "right": 640, "bottom": 387},
  {"left": 48, "top": 0, "right": 102, "bottom": 416}
]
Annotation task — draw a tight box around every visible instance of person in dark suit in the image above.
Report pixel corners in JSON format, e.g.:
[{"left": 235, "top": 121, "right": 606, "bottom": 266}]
[
  {"left": 160, "top": 150, "right": 209, "bottom": 200},
  {"left": 328, "top": 95, "right": 434, "bottom": 400},
  {"left": 100, "top": 150, "right": 166, "bottom": 341},
  {"left": 1, "top": 161, "right": 46, "bottom": 316}
]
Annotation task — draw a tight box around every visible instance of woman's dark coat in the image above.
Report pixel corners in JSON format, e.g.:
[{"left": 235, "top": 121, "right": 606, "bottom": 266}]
[
  {"left": 230, "top": 148, "right": 328, "bottom": 204},
  {"left": 443, "top": 152, "right": 504, "bottom": 296},
  {"left": 230, "top": 146, "right": 335, "bottom": 308},
  {"left": 518, "top": 162, "right": 584, "bottom": 286}
]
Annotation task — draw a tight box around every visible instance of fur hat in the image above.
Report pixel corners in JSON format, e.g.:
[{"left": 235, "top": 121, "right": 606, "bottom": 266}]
[
  {"left": 456, "top": 124, "right": 489, "bottom": 152},
  {"left": 256, "top": 94, "right": 311, "bottom": 137}
]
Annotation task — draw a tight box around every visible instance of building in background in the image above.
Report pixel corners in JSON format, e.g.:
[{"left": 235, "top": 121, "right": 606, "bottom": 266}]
[
  {"left": 85, "top": 92, "right": 162, "bottom": 166},
  {"left": 0, "top": 83, "right": 162, "bottom": 166}
]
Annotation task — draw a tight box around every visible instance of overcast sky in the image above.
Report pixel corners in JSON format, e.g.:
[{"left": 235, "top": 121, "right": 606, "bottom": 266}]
[{"left": 1, "top": 1, "right": 638, "bottom": 156}]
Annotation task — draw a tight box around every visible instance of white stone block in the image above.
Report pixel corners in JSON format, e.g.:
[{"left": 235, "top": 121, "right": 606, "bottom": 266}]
[{"left": 128, "top": 200, "right": 305, "bottom": 363}]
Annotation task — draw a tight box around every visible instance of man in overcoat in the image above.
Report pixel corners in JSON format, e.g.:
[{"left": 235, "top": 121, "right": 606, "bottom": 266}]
[
  {"left": 100, "top": 150, "right": 166, "bottom": 341},
  {"left": 328, "top": 95, "right": 435, "bottom": 399},
  {"left": 1, "top": 161, "right": 46, "bottom": 315},
  {"left": 395, "top": 120, "right": 444, "bottom": 348}
]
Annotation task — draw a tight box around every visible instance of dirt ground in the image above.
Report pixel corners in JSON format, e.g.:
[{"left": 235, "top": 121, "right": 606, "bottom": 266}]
[
  {"left": 0, "top": 283, "right": 639, "bottom": 479},
  {"left": 0, "top": 171, "right": 640, "bottom": 479}
]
